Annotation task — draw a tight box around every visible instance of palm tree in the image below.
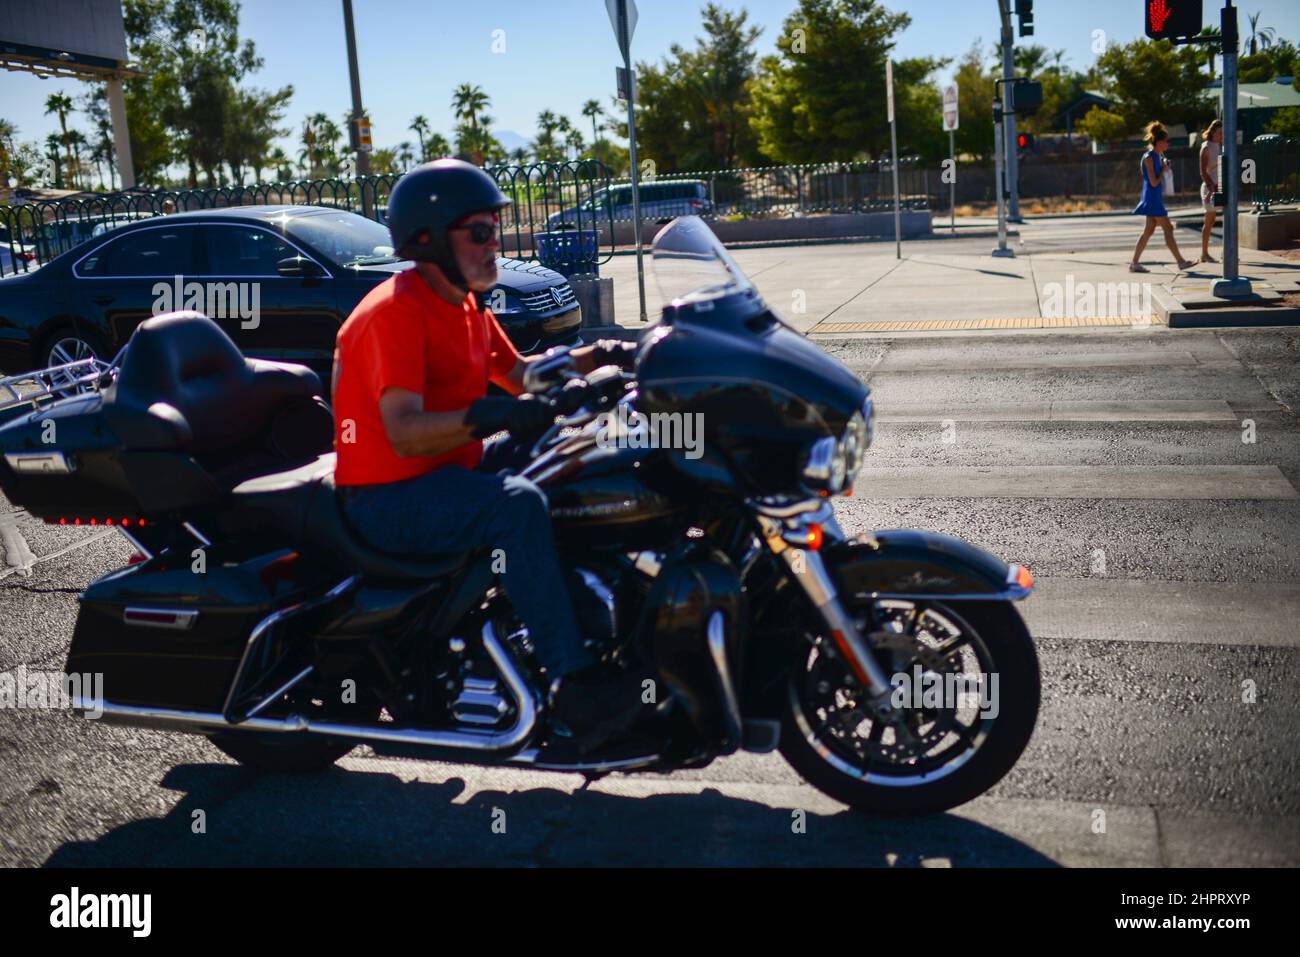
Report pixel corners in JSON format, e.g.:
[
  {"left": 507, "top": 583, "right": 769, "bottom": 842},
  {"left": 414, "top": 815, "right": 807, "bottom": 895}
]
[
  {"left": 581, "top": 99, "right": 604, "bottom": 156},
  {"left": 409, "top": 114, "right": 430, "bottom": 160},
  {"left": 533, "top": 110, "right": 561, "bottom": 163},
  {"left": 510, "top": 146, "right": 531, "bottom": 166},
  {"left": 451, "top": 84, "right": 490, "bottom": 163},
  {"left": 1243, "top": 13, "right": 1276, "bottom": 57},
  {"left": 43, "top": 133, "right": 64, "bottom": 188},
  {"left": 425, "top": 132, "right": 451, "bottom": 160},
  {"left": 43, "top": 93, "right": 76, "bottom": 187},
  {"left": 65, "top": 129, "right": 88, "bottom": 189},
  {"left": 397, "top": 141, "right": 416, "bottom": 170},
  {"left": 267, "top": 146, "right": 292, "bottom": 181}
]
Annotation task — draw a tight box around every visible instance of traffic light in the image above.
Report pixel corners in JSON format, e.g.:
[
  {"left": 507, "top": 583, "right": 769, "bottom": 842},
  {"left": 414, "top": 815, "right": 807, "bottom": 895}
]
[
  {"left": 1144, "top": 0, "right": 1202, "bottom": 40},
  {"left": 1017, "top": 133, "right": 1035, "bottom": 152},
  {"left": 1011, "top": 80, "right": 1043, "bottom": 116},
  {"left": 1016, "top": 0, "right": 1034, "bottom": 37}
]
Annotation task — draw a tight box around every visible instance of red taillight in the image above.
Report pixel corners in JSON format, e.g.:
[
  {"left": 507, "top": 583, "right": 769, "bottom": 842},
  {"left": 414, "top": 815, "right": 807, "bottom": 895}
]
[
  {"left": 16, "top": 251, "right": 36, "bottom": 262},
  {"left": 126, "top": 552, "right": 147, "bottom": 565},
  {"left": 806, "top": 524, "right": 824, "bottom": 551}
]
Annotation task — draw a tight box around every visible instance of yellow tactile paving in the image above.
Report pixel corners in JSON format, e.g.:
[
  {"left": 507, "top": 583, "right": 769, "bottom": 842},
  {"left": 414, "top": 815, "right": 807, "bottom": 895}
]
[{"left": 811, "top": 315, "right": 1166, "bottom": 333}]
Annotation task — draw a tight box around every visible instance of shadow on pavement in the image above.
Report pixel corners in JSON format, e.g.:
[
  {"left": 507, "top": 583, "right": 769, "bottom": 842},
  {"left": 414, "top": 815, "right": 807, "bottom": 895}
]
[{"left": 44, "top": 761, "right": 1059, "bottom": 867}]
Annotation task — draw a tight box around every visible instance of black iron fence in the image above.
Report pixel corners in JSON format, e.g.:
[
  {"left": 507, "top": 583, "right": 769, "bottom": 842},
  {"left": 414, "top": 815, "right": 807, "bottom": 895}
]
[{"left": 0, "top": 162, "right": 616, "bottom": 278}]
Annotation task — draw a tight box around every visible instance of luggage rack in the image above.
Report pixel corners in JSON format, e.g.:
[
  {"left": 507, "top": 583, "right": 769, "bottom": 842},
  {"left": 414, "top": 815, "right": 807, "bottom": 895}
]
[{"left": 0, "top": 357, "right": 115, "bottom": 417}]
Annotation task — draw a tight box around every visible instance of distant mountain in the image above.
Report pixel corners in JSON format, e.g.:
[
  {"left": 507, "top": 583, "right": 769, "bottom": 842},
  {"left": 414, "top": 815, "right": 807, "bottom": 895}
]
[{"left": 494, "top": 129, "right": 529, "bottom": 152}]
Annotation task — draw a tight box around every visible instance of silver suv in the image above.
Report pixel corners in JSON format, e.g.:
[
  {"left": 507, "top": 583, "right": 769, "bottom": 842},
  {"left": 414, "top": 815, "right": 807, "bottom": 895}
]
[{"left": 548, "top": 180, "right": 711, "bottom": 229}]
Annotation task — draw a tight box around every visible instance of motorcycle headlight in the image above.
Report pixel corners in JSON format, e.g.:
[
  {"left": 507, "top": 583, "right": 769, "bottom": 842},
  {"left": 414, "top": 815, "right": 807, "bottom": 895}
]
[
  {"left": 801, "top": 436, "right": 847, "bottom": 495},
  {"left": 842, "top": 396, "right": 874, "bottom": 479}
]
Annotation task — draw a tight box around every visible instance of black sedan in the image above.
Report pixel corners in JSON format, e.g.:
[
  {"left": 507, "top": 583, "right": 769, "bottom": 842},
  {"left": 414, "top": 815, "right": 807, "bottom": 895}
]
[{"left": 0, "top": 205, "right": 582, "bottom": 382}]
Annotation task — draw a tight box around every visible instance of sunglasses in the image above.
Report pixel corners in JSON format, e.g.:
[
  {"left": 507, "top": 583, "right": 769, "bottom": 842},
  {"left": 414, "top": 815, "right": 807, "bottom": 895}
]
[{"left": 449, "top": 222, "right": 498, "bottom": 245}]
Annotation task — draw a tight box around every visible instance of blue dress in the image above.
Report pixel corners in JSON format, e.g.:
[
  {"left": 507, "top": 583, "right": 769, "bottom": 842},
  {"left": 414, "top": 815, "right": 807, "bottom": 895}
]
[{"left": 1132, "top": 149, "right": 1167, "bottom": 218}]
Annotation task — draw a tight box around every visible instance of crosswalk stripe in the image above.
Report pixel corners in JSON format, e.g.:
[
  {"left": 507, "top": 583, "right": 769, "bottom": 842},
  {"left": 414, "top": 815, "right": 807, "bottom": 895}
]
[
  {"left": 868, "top": 350, "right": 1210, "bottom": 373},
  {"left": 875, "top": 399, "right": 1237, "bottom": 423},
  {"left": 1021, "top": 578, "right": 1300, "bottom": 647},
  {"left": 853, "top": 465, "right": 1298, "bottom": 500}
]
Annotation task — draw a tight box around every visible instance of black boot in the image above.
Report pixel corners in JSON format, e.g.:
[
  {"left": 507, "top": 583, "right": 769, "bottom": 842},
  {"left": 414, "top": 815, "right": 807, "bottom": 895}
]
[{"left": 549, "top": 666, "right": 650, "bottom": 755}]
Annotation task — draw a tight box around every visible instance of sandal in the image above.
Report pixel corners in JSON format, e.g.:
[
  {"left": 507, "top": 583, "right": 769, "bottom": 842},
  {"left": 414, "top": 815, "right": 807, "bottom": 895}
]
[
  {"left": 1128, "top": 262, "right": 1149, "bottom": 273},
  {"left": 1200, "top": 253, "right": 1217, "bottom": 264},
  {"left": 1177, "top": 259, "right": 1195, "bottom": 270}
]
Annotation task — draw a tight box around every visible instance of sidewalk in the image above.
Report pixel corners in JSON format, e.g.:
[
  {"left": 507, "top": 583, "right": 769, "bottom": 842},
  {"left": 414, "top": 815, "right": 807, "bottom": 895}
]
[{"left": 592, "top": 218, "right": 1300, "bottom": 335}]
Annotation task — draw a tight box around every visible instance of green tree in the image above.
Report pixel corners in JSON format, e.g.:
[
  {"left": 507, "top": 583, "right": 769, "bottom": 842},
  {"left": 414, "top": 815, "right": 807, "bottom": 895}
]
[
  {"left": 581, "top": 99, "right": 604, "bottom": 157},
  {"left": 1238, "top": 39, "right": 1297, "bottom": 83},
  {"left": 613, "top": 3, "right": 764, "bottom": 171},
  {"left": 123, "top": 0, "right": 274, "bottom": 186},
  {"left": 43, "top": 93, "right": 77, "bottom": 187},
  {"left": 424, "top": 132, "right": 452, "bottom": 160},
  {"left": 0, "top": 119, "right": 18, "bottom": 187},
  {"left": 225, "top": 84, "right": 292, "bottom": 182},
  {"left": 409, "top": 114, "right": 430, "bottom": 160},
  {"left": 1242, "top": 12, "right": 1276, "bottom": 57},
  {"left": 749, "top": 0, "right": 925, "bottom": 163},
  {"left": 1076, "top": 37, "right": 1212, "bottom": 145},
  {"left": 1266, "top": 106, "right": 1300, "bottom": 137},
  {"left": 452, "top": 83, "right": 490, "bottom": 164}
]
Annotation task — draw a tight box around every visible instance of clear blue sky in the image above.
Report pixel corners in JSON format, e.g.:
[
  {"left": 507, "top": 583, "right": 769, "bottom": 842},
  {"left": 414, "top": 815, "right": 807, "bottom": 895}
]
[{"left": 4, "top": 0, "right": 1300, "bottom": 161}]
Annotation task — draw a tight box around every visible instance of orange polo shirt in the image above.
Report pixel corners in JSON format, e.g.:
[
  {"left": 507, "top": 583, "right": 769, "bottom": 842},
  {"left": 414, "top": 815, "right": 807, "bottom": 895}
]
[{"left": 332, "top": 268, "right": 520, "bottom": 486}]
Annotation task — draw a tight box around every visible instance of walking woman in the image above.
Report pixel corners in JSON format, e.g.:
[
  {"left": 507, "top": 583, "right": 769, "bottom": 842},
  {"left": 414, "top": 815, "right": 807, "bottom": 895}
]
[
  {"left": 1198, "top": 118, "right": 1224, "bottom": 263},
  {"left": 1129, "top": 121, "right": 1194, "bottom": 273}
]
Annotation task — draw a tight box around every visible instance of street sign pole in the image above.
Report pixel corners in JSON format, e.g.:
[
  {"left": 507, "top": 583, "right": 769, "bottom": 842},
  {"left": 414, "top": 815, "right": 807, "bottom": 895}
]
[
  {"left": 949, "top": 130, "right": 956, "bottom": 234},
  {"left": 1212, "top": 0, "right": 1250, "bottom": 298},
  {"left": 991, "top": 98, "right": 1014, "bottom": 258},
  {"left": 341, "top": 0, "right": 372, "bottom": 220},
  {"left": 887, "top": 59, "right": 901, "bottom": 260},
  {"left": 942, "top": 82, "right": 959, "bottom": 236},
  {"left": 609, "top": 0, "right": 647, "bottom": 322}
]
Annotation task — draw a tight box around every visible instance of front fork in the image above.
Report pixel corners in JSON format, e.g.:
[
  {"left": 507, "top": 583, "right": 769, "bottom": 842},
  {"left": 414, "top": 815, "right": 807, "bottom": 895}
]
[{"left": 754, "top": 501, "right": 896, "bottom": 720}]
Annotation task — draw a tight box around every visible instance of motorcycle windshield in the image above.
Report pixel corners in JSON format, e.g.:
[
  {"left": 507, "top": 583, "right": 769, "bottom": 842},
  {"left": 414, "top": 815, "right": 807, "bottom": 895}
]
[{"left": 651, "top": 216, "right": 755, "bottom": 306}]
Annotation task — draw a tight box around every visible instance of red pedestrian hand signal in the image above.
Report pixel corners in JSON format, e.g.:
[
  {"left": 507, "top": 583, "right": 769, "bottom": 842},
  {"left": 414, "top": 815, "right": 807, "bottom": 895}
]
[{"left": 1149, "top": 0, "right": 1171, "bottom": 33}]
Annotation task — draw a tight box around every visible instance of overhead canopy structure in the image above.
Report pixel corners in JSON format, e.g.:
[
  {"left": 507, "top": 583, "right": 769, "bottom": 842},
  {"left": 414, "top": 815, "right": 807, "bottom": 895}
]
[{"left": 0, "top": 0, "right": 142, "bottom": 188}]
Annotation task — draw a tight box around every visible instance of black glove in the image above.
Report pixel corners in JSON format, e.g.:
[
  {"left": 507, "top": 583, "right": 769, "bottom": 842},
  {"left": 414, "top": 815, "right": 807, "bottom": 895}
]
[
  {"left": 588, "top": 339, "right": 638, "bottom": 372},
  {"left": 464, "top": 396, "right": 556, "bottom": 439}
]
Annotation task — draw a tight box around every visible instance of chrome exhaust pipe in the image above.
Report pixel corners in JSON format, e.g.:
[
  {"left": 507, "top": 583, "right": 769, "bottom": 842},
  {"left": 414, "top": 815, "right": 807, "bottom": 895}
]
[{"left": 73, "top": 621, "right": 538, "bottom": 753}]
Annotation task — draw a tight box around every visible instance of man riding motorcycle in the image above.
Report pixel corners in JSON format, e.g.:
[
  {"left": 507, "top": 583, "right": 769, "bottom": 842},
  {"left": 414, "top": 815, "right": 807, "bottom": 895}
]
[{"left": 331, "top": 159, "right": 641, "bottom": 752}]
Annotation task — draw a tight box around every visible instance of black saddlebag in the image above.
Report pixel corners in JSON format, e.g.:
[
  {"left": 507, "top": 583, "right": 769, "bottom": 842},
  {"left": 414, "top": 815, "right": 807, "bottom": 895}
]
[{"left": 66, "top": 545, "right": 304, "bottom": 712}]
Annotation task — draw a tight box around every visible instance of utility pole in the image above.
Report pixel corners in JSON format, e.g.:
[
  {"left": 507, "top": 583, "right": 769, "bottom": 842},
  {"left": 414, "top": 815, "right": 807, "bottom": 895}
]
[
  {"left": 608, "top": 0, "right": 646, "bottom": 322},
  {"left": 887, "top": 59, "right": 901, "bottom": 259},
  {"left": 342, "top": 0, "right": 373, "bottom": 219},
  {"left": 1211, "top": 1, "right": 1250, "bottom": 297},
  {"left": 999, "top": 0, "right": 1021, "bottom": 222},
  {"left": 992, "top": 96, "right": 1013, "bottom": 258}
]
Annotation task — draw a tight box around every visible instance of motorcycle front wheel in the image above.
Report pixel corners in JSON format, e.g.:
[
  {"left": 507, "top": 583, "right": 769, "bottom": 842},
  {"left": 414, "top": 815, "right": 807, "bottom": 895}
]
[{"left": 780, "top": 599, "right": 1039, "bottom": 816}]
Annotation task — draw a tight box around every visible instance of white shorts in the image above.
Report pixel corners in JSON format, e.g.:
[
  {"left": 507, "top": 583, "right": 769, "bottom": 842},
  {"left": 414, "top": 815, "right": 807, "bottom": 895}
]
[{"left": 1200, "top": 182, "right": 1217, "bottom": 211}]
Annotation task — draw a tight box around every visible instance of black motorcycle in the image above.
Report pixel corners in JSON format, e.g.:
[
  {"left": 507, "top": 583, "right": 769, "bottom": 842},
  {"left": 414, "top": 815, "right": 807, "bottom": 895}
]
[{"left": 0, "top": 217, "right": 1039, "bottom": 815}]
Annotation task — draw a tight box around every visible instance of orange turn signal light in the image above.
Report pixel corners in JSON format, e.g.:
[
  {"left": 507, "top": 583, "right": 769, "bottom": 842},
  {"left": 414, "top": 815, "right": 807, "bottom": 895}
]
[
  {"left": 1015, "top": 566, "right": 1033, "bottom": 589},
  {"left": 806, "top": 523, "right": 823, "bottom": 551}
]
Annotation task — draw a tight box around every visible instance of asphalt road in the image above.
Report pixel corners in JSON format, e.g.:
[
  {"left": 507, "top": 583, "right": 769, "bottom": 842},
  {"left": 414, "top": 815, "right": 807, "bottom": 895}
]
[{"left": 1, "top": 261, "right": 1298, "bottom": 867}]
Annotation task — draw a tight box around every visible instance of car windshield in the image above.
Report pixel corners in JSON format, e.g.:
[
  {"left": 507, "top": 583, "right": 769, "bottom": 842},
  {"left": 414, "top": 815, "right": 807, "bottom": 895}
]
[
  {"left": 286, "top": 210, "right": 397, "bottom": 266},
  {"left": 650, "top": 215, "right": 753, "bottom": 305}
]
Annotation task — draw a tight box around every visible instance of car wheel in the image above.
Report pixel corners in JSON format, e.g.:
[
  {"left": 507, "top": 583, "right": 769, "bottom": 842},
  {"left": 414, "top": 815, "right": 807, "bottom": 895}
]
[{"left": 39, "top": 327, "right": 110, "bottom": 392}]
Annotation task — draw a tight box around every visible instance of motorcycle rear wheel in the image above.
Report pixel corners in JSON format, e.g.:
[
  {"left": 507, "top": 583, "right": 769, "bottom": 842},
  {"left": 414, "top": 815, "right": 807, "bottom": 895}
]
[
  {"left": 208, "top": 697, "right": 382, "bottom": 773},
  {"left": 779, "top": 599, "right": 1039, "bottom": 816}
]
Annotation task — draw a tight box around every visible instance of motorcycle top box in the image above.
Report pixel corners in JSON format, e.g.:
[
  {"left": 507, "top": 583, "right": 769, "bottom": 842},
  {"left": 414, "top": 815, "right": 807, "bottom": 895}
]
[{"left": 0, "top": 311, "right": 330, "bottom": 524}]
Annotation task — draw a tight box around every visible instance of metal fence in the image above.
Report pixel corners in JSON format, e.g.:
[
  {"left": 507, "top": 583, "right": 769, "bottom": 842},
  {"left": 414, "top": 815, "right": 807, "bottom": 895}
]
[
  {"left": 1249, "top": 135, "right": 1299, "bottom": 212},
  {"left": 0, "top": 161, "right": 616, "bottom": 277},
  {"left": 0, "top": 157, "right": 938, "bottom": 277}
]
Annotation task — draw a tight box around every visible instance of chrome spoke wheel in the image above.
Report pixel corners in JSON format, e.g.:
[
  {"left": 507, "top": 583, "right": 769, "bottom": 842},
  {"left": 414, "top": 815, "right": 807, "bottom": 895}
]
[{"left": 790, "top": 600, "right": 999, "bottom": 787}]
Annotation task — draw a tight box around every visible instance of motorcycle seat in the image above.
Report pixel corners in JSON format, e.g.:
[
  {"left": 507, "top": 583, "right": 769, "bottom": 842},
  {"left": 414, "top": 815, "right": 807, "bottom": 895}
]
[{"left": 230, "top": 453, "right": 473, "bottom": 581}]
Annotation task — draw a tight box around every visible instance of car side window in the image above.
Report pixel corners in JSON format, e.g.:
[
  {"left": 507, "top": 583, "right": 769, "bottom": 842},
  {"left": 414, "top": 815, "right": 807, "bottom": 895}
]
[
  {"left": 204, "top": 226, "right": 294, "bottom": 276},
  {"left": 78, "top": 227, "right": 197, "bottom": 277}
]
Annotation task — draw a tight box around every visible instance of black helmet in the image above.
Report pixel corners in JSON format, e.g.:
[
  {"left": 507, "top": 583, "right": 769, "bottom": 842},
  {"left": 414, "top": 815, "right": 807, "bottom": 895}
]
[{"left": 385, "top": 158, "right": 510, "bottom": 279}]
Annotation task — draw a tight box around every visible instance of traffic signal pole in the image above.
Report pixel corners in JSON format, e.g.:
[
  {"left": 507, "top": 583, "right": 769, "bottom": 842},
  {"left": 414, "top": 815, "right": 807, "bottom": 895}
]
[
  {"left": 1211, "top": 1, "right": 1250, "bottom": 298},
  {"left": 1000, "top": 0, "right": 1022, "bottom": 222}
]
